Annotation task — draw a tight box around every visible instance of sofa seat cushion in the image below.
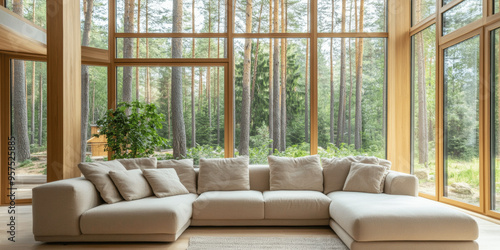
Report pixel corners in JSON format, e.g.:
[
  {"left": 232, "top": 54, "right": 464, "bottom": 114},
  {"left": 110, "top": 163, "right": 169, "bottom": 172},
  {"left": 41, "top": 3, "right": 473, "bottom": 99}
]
[
  {"left": 263, "top": 191, "right": 331, "bottom": 219},
  {"left": 327, "top": 191, "right": 478, "bottom": 242},
  {"left": 80, "top": 194, "right": 197, "bottom": 235},
  {"left": 193, "top": 191, "right": 264, "bottom": 220}
]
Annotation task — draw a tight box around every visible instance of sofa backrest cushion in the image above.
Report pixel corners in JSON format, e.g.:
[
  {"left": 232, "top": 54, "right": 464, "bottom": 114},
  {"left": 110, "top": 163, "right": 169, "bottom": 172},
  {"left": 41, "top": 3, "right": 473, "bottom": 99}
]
[
  {"left": 268, "top": 155, "right": 323, "bottom": 192},
  {"left": 343, "top": 162, "right": 387, "bottom": 193},
  {"left": 78, "top": 160, "right": 127, "bottom": 204},
  {"left": 117, "top": 157, "right": 157, "bottom": 170},
  {"left": 143, "top": 168, "right": 190, "bottom": 197},
  {"left": 323, "top": 156, "right": 390, "bottom": 194},
  {"left": 197, "top": 157, "right": 250, "bottom": 194},
  {"left": 109, "top": 169, "right": 153, "bottom": 200},
  {"left": 157, "top": 159, "right": 197, "bottom": 193}
]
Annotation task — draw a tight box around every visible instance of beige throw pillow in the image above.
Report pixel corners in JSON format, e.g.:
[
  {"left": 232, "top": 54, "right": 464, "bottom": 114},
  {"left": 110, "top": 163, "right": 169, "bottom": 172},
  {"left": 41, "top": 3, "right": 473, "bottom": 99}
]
[
  {"left": 197, "top": 157, "right": 250, "bottom": 194},
  {"left": 343, "top": 162, "right": 386, "bottom": 193},
  {"left": 108, "top": 169, "right": 153, "bottom": 201},
  {"left": 268, "top": 155, "right": 323, "bottom": 192},
  {"left": 117, "top": 157, "right": 157, "bottom": 170},
  {"left": 322, "top": 156, "right": 389, "bottom": 194},
  {"left": 157, "top": 159, "right": 197, "bottom": 193},
  {"left": 78, "top": 160, "right": 127, "bottom": 204},
  {"left": 143, "top": 169, "right": 189, "bottom": 198}
]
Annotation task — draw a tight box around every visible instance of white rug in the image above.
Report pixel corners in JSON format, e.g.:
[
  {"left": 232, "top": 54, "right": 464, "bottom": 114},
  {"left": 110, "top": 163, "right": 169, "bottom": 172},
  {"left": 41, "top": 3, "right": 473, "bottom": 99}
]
[{"left": 187, "top": 236, "right": 349, "bottom": 250}]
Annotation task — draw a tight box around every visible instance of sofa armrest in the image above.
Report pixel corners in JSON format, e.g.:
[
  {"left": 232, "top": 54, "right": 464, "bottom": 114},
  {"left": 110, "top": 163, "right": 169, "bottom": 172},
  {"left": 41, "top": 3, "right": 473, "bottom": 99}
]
[
  {"left": 33, "top": 177, "right": 102, "bottom": 237},
  {"left": 384, "top": 171, "right": 419, "bottom": 196}
]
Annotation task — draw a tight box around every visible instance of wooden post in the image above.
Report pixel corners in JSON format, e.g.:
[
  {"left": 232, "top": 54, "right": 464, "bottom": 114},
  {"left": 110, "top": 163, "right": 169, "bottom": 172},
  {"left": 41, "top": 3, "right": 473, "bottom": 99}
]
[
  {"left": 46, "top": 0, "right": 82, "bottom": 181},
  {"left": 387, "top": 0, "right": 411, "bottom": 173}
]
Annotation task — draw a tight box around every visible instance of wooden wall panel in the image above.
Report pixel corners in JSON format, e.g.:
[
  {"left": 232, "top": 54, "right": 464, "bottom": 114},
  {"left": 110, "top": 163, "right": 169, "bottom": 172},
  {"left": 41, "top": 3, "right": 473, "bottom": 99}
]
[
  {"left": 46, "top": 0, "right": 81, "bottom": 181},
  {"left": 387, "top": 0, "right": 411, "bottom": 173}
]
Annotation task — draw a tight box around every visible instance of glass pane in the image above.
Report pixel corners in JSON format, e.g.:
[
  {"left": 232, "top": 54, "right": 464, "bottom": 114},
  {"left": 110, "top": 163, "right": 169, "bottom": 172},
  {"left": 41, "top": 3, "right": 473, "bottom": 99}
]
[
  {"left": 443, "top": 35, "right": 480, "bottom": 206},
  {"left": 317, "top": 38, "right": 386, "bottom": 158},
  {"left": 81, "top": 0, "right": 109, "bottom": 49},
  {"left": 81, "top": 66, "right": 108, "bottom": 163},
  {"left": 491, "top": 28, "right": 500, "bottom": 212},
  {"left": 10, "top": 60, "right": 47, "bottom": 200},
  {"left": 235, "top": 0, "right": 308, "bottom": 33},
  {"left": 412, "top": 25, "right": 436, "bottom": 195},
  {"left": 318, "top": 0, "right": 386, "bottom": 33},
  {"left": 6, "top": 0, "right": 46, "bottom": 29},
  {"left": 495, "top": 0, "right": 500, "bottom": 14},
  {"left": 116, "top": 37, "right": 226, "bottom": 58},
  {"left": 442, "top": 0, "right": 482, "bottom": 36},
  {"left": 443, "top": 0, "right": 453, "bottom": 5},
  {"left": 117, "top": 66, "right": 225, "bottom": 164},
  {"left": 412, "top": 0, "right": 436, "bottom": 26},
  {"left": 234, "top": 38, "right": 310, "bottom": 163},
  {"left": 116, "top": 0, "right": 226, "bottom": 33}
]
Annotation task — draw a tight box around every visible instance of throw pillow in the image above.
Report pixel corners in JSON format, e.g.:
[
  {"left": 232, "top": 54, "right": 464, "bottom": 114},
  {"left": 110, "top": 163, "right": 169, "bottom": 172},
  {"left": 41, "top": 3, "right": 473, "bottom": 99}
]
[
  {"left": 197, "top": 157, "right": 250, "bottom": 194},
  {"left": 117, "top": 157, "right": 157, "bottom": 170},
  {"left": 268, "top": 155, "right": 323, "bottom": 192},
  {"left": 108, "top": 169, "right": 153, "bottom": 201},
  {"left": 343, "top": 162, "right": 386, "bottom": 193},
  {"left": 78, "top": 160, "right": 127, "bottom": 204},
  {"left": 157, "top": 159, "right": 197, "bottom": 193},
  {"left": 322, "top": 156, "right": 382, "bottom": 194},
  {"left": 143, "top": 169, "right": 189, "bottom": 198}
]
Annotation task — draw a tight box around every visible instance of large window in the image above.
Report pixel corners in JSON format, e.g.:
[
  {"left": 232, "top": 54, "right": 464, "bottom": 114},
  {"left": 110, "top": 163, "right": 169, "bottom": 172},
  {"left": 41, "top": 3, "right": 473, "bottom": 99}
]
[
  {"left": 81, "top": 0, "right": 109, "bottom": 49},
  {"left": 411, "top": 24, "right": 436, "bottom": 195},
  {"left": 412, "top": 0, "right": 435, "bottom": 25},
  {"left": 442, "top": 0, "right": 482, "bottom": 36},
  {"left": 5, "top": 0, "right": 46, "bottom": 29},
  {"left": 443, "top": 35, "right": 480, "bottom": 206},
  {"left": 317, "top": 37, "right": 386, "bottom": 158},
  {"left": 491, "top": 28, "right": 500, "bottom": 213},
  {"left": 10, "top": 59, "right": 47, "bottom": 200},
  {"left": 116, "top": 66, "right": 225, "bottom": 164}
]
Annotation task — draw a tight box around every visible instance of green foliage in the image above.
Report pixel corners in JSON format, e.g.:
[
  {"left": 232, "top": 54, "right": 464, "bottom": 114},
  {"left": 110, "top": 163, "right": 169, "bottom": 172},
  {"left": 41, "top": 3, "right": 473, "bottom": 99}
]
[
  {"left": 18, "top": 159, "right": 34, "bottom": 168},
  {"left": 95, "top": 101, "right": 168, "bottom": 159}
]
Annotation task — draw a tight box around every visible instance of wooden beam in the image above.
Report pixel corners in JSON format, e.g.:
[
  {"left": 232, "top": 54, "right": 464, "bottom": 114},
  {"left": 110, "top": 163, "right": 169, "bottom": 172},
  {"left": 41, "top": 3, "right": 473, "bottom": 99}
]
[
  {"left": 46, "top": 0, "right": 81, "bottom": 182},
  {"left": 387, "top": 0, "right": 411, "bottom": 173},
  {"left": 0, "top": 25, "right": 46, "bottom": 55},
  {"left": 81, "top": 46, "right": 110, "bottom": 64}
]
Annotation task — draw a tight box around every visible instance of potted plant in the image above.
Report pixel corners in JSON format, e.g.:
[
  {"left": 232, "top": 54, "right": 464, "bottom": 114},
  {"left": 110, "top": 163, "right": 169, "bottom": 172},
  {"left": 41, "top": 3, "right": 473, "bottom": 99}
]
[{"left": 94, "top": 101, "right": 168, "bottom": 159}]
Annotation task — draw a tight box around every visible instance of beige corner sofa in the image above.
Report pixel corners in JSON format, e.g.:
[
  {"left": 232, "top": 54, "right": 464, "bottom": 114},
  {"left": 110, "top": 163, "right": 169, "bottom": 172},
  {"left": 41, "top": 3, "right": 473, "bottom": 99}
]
[{"left": 32, "top": 157, "right": 479, "bottom": 250}]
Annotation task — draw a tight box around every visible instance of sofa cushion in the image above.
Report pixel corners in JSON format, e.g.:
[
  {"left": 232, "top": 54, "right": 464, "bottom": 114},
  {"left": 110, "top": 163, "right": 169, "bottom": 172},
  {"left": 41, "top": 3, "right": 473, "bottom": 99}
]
[
  {"left": 327, "top": 191, "right": 478, "bottom": 241},
  {"left": 117, "top": 157, "right": 157, "bottom": 170},
  {"left": 193, "top": 191, "right": 264, "bottom": 220},
  {"left": 263, "top": 191, "right": 331, "bottom": 219},
  {"left": 268, "top": 155, "right": 323, "bottom": 191},
  {"left": 109, "top": 169, "right": 153, "bottom": 200},
  {"left": 343, "top": 163, "right": 386, "bottom": 193},
  {"left": 143, "top": 168, "right": 189, "bottom": 198},
  {"left": 78, "top": 160, "right": 127, "bottom": 204},
  {"left": 80, "top": 194, "right": 197, "bottom": 235},
  {"left": 157, "top": 159, "right": 197, "bottom": 193},
  {"left": 198, "top": 157, "right": 250, "bottom": 193},
  {"left": 322, "top": 156, "right": 387, "bottom": 194}
]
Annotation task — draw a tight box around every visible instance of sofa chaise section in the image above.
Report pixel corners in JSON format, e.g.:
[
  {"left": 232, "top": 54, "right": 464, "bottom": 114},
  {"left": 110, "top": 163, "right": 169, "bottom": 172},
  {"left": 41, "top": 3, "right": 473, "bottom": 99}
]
[{"left": 328, "top": 191, "right": 479, "bottom": 250}]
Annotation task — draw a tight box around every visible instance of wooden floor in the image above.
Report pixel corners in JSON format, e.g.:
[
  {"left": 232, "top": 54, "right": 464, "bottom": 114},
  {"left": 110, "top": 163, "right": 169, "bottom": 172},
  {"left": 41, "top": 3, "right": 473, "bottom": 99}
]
[{"left": 1, "top": 205, "right": 500, "bottom": 250}]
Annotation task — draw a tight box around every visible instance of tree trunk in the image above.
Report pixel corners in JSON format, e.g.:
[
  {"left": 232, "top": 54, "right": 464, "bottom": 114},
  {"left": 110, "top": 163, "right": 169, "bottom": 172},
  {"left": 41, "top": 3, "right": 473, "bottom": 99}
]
[
  {"left": 146, "top": 0, "right": 150, "bottom": 103},
  {"left": 415, "top": 0, "right": 428, "bottom": 166},
  {"left": 172, "top": 0, "right": 187, "bottom": 158},
  {"left": 136, "top": 0, "right": 141, "bottom": 101},
  {"left": 238, "top": 0, "right": 253, "bottom": 156},
  {"left": 355, "top": 0, "right": 365, "bottom": 150},
  {"left": 336, "top": 0, "right": 347, "bottom": 147},
  {"left": 191, "top": 0, "right": 196, "bottom": 148},
  {"left": 305, "top": 0, "right": 309, "bottom": 143},
  {"left": 81, "top": 0, "right": 94, "bottom": 162},
  {"left": 347, "top": 0, "right": 353, "bottom": 145},
  {"left": 250, "top": 2, "right": 264, "bottom": 123},
  {"left": 280, "top": 0, "right": 287, "bottom": 151},
  {"left": 199, "top": 69, "right": 203, "bottom": 113},
  {"left": 92, "top": 80, "right": 95, "bottom": 123},
  {"left": 207, "top": 1, "right": 212, "bottom": 131},
  {"left": 329, "top": 0, "right": 335, "bottom": 145},
  {"left": 31, "top": 1, "right": 36, "bottom": 144},
  {"left": 13, "top": 1, "right": 30, "bottom": 162},
  {"left": 123, "top": 0, "right": 134, "bottom": 105},
  {"left": 268, "top": 0, "right": 273, "bottom": 152},
  {"left": 272, "top": 0, "right": 280, "bottom": 152},
  {"left": 217, "top": 0, "right": 221, "bottom": 145},
  {"left": 38, "top": 73, "right": 43, "bottom": 146}
]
